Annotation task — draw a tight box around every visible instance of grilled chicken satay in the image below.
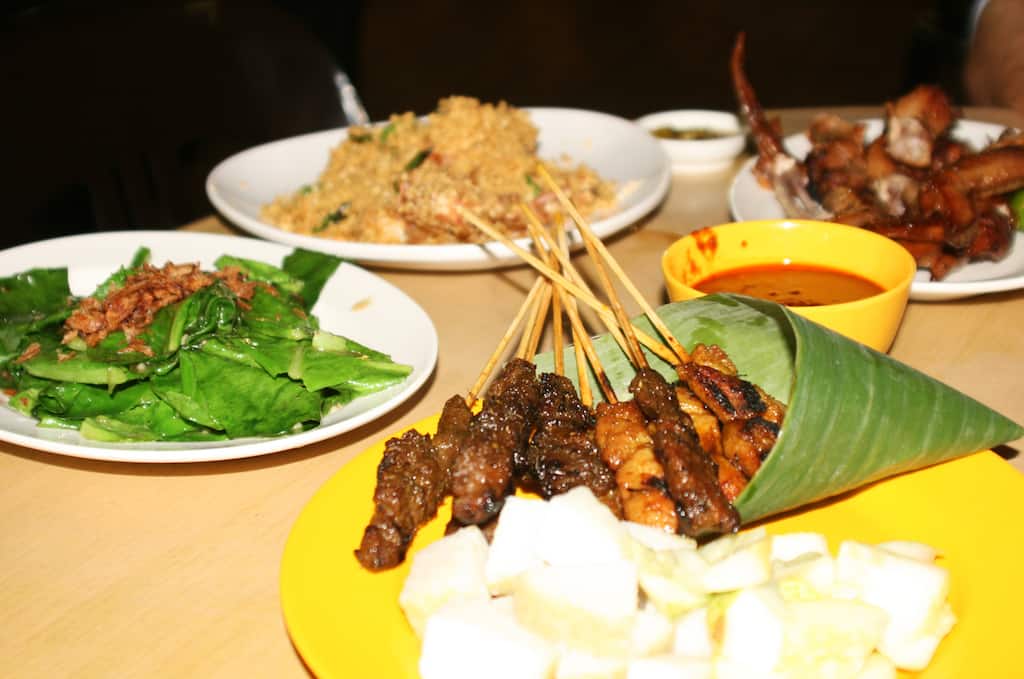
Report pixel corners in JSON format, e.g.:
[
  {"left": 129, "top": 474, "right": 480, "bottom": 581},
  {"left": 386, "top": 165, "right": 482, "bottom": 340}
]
[
  {"left": 674, "top": 384, "right": 748, "bottom": 502},
  {"left": 678, "top": 352, "right": 786, "bottom": 481},
  {"left": 523, "top": 373, "right": 622, "bottom": 517},
  {"left": 630, "top": 369, "right": 740, "bottom": 537},
  {"left": 595, "top": 400, "right": 678, "bottom": 533},
  {"left": 450, "top": 358, "right": 540, "bottom": 526}
]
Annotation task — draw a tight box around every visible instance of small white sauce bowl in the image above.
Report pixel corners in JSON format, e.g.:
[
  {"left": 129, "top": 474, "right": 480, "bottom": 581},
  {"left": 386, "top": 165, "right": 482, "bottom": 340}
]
[{"left": 635, "top": 110, "right": 745, "bottom": 174}]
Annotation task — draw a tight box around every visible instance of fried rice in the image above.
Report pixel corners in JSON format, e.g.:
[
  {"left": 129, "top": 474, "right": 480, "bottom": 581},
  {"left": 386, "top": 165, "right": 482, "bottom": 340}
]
[{"left": 261, "top": 97, "right": 617, "bottom": 244}]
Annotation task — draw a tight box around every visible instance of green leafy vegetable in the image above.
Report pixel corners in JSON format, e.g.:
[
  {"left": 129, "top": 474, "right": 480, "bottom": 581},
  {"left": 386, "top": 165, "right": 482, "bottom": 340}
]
[
  {"left": 313, "top": 202, "right": 352, "bottom": 233},
  {"left": 282, "top": 249, "right": 343, "bottom": 310},
  {"left": 404, "top": 148, "right": 432, "bottom": 172},
  {"left": 525, "top": 173, "right": 542, "bottom": 197},
  {"left": 1011, "top": 189, "right": 1024, "bottom": 230},
  {"left": 379, "top": 123, "right": 396, "bottom": 143},
  {"left": 0, "top": 247, "right": 411, "bottom": 443}
]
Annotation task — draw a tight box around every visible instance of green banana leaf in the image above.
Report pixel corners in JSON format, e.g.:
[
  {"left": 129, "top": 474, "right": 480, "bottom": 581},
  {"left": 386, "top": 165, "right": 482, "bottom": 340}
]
[{"left": 533, "top": 293, "right": 1024, "bottom": 524}]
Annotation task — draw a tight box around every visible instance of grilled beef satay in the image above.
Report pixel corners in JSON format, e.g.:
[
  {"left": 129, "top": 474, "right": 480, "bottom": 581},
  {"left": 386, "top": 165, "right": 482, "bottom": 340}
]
[
  {"left": 523, "top": 373, "right": 622, "bottom": 517},
  {"left": 355, "top": 430, "right": 447, "bottom": 570},
  {"left": 450, "top": 358, "right": 540, "bottom": 525},
  {"left": 355, "top": 394, "right": 473, "bottom": 570},
  {"left": 433, "top": 394, "right": 474, "bottom": 475},
  {"left": 595, "top": 400, "right": 678, "bottom": 533},
  {"left": 630, "top": 369, "right": 740, "bottom": 537}
]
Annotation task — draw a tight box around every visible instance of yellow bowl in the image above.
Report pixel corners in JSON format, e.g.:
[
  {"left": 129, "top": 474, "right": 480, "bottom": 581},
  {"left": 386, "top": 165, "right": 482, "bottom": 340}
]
[{"left": 662, "top": 220, "right": 917, "bottom": 352}]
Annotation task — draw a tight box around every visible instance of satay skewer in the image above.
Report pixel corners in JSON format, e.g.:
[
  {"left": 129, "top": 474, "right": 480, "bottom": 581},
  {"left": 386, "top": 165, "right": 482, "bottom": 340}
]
[
  {"left": 471, "top": 204, "right": 677, "bottom": 366},
  {"left": 555, "top": 221, "right": 594, "bottom": 406},
  {"left": 536, "top": 165, "right": 692, "bottom": 365},
  {"left": 519, "top": 281, "right": 553, "bottom": 360},
  {"left": 466, "top": 276, "right": 546, "bottom": 406},
  {"left": 560, "top": 281, "right": 618, "bottom": 404},
  {"left": 519, "top": 204, "right": 679, "bottom": 366},
  {"left": 522, "top": 208, "right": 566, "bottom": 376}
]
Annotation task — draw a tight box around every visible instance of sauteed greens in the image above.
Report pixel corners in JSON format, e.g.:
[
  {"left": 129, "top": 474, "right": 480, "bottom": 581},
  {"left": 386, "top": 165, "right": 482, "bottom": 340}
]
[{"left": 0, "top": 248, "right": 412, "bottom": 442}]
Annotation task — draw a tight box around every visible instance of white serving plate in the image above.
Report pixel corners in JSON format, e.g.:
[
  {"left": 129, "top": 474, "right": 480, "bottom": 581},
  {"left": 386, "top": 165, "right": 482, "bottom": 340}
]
[
  {"left": 206, "top": 108, "right": 671, "bottom": 271},
  {"left": 729, "top": 119, "right": 1024, "bottom": 301},
  {"left": 0, "top": 231, "right": 437, "bottom": 463}
]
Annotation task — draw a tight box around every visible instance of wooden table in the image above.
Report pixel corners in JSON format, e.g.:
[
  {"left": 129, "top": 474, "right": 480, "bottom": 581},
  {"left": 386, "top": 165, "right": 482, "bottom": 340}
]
[{"left": 3, "top": 107, "right": 1022, "bottom": 678}]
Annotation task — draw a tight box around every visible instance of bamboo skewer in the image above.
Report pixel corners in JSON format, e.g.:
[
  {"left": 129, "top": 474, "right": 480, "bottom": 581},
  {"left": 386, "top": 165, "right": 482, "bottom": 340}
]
[
  {"left": 466, "top": 276, "right": 546, "bottom": 406},
  {"left": 560, "top": 276, "right": 618, "bottom": 404},
  {"left": 519, "top": 207, "right": 679, "bottom": 366},
  {"left": 573, "top": 217, "right": 647, "bottom": 369},
  {"left": 519, "top": 281, "right": 553, "bottom": 360},
  {"left": 522, "top": 206, "right": 634, "bottom": 360},
  {"left": 550, "top": 280, "right": 565, "bottom": 376},
  {"left": 523, "top": 207, "right": 566, "bottom": 376},
  {"left": 459, "top": 207, "right": 609, "bottom": 316},
  {"left": 536, "top": 165, "right": 693, "bottom": 365},
  {"left": 557, "top": 219, "right": 594, "bottom": 407}
]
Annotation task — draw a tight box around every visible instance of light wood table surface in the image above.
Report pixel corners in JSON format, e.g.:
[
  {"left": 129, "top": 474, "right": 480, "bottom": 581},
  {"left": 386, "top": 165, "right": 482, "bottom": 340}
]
[{"left": 3, "top": 107, "right": 1023, "bottom": 678}]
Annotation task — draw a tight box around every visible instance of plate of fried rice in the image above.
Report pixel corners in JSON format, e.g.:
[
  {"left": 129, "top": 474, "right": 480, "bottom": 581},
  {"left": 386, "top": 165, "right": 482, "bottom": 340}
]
[{"left": 206, "top": 97, "right": 671, "bottom": 271}]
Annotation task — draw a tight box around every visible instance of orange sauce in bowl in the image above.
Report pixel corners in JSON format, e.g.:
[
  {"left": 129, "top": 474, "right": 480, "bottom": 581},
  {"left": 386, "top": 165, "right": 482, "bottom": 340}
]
[{"left": 694, "top": 263, "right": 886, "bottom": 307}]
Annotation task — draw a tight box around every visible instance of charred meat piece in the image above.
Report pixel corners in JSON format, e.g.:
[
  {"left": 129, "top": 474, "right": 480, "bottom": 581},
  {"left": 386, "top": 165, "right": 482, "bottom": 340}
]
[
  {"left": 433, "top": 394, "right": 473, "bottom": 476},
  {"left": 652, "top": 419, "right": 740, "bottom": 536},
  {"left": 595, "top": 400, "right": 678, "bottom": 533},
  {"left": 355, "top": 430, "right": 447, "bottom": 570},
  {"left": 450, "top": 358, "right": 540, "bottom": 525},
  {"left": 356, "top": 393, "right": 473, "bottom": 570},
  {"left": 679, "top": 361, "right": 786, "bottom": 482},
  {"left": 675, "top": 385, "right": 748, "bottom": 503},
  {"left": 630, "top": 369, "right": 739, "bottom": 537},
  {"left": 523, "top": 373, "right": 622, "bottom": 517},
  {"left": 722, "top": 417, "right": 782, "bottom": 478},
  {"left": 681, "top": 362, "right": 776, "bottom": 423}
]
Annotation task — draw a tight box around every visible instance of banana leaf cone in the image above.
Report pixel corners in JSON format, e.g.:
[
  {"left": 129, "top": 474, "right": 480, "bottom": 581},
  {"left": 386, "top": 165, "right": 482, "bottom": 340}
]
[{"left": 533, "top": 293, "right": 1024, "bottom": 524}]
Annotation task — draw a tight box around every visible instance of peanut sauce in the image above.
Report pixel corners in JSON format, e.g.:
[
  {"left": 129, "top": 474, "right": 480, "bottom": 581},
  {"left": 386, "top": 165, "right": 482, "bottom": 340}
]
[{"left": 694, "top": 263, "right": 885, "bottom": 306}]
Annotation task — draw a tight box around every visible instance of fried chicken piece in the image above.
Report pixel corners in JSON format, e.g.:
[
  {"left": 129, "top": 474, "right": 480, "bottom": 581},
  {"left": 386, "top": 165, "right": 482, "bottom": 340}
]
[
  {"left": 355, "top": 430, "right": 447, "bottom": 570},
  {"left": 523, "top": 373, "right": 622, "bottom": 517},
  {"left": 595, "top": 400, "right": 678, "bottom": 533},
  {"left": 885, "top": 85, "right": 957, "bottom": 168},
  {"left": 630, "top": 369, "right": 739, "bottom": 537},
  {"left": 450, "top": 358, "right": 540, "bottom": 525}
]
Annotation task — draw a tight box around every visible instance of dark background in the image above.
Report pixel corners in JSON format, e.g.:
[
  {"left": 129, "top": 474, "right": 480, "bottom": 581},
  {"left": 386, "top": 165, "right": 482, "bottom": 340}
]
[{"left": 2, "top": 0, "right": 974, "bottom": 250}]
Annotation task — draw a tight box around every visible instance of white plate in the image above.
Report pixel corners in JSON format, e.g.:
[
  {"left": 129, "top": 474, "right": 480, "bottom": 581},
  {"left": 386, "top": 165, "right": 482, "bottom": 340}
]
[
  {"left": 728, "top": 119, "right": 1024, "bottom": 301},
  {"left": 206, "top": 108, "right": 671, "bottom": 271},
  {"left": 0, "top": 231, "right": 437, "bottom": 463}
]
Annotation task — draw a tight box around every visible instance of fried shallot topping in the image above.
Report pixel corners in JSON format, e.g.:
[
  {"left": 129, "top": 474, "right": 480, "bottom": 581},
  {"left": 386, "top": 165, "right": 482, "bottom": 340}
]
[
  {"left": 14, "top": 342, "right": 41, "bottom": 364},
  {"left": 61, "top": 263, "right": 262, "bottom": 351}
]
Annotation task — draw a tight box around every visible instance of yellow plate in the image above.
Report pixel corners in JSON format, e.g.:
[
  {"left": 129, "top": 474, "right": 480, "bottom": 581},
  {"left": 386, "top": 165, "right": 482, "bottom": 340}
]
[{"left": 280, "top": 413, "right": 1024, "bottom": 678}]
